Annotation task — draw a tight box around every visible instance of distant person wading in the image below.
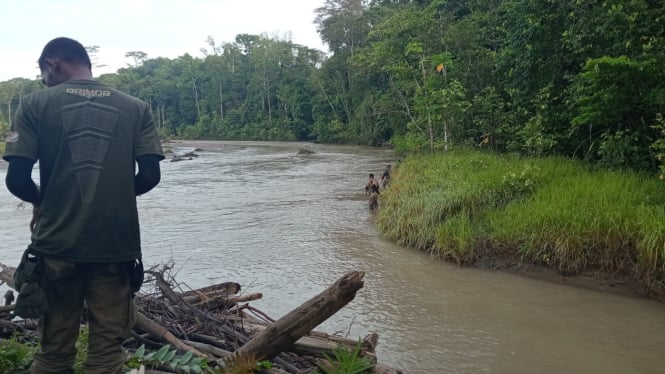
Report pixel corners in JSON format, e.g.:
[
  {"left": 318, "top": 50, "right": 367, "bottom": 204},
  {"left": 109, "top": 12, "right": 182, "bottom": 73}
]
[
  {"left": 381, "top": 164, "right": 391, "bottom": 188},
  {"left": 365, "top": 173, "right": 380, "bottom": 211}
]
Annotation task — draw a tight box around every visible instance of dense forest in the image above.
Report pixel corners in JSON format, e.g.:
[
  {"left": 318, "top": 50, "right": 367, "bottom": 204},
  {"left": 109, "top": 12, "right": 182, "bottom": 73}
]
[{"left": 1, "top": 0, "right": 664, "bottom": 172}]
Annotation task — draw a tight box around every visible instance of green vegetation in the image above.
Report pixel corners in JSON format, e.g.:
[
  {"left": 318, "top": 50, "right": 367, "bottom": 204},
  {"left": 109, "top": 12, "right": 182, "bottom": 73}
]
[
  {"left": 316, "top": 341, "right": 375, "bottom": 374},
  {"left": 0, "top": 335, "right": 36, "bottom": 373},
  {"left": 0, "top": 141, "right": 5, "bottom": 155},
  {"left": 125, "top": 344, "right": 209, "bottom": 373},
  {"left": 651, "top": 114, "right": 665, "bottom": 179},
  {"left": 377, "top": 151, "right": 665, "bottom": 295},
  {"left": 0, "top": 1, "right": 663, "bottom": 172},
  {"left": 0, "top": 336, "right": 374, "bottom": 374},
  {"left": 0, "top": 328, "right": 89, "bottom": 374},
  {"left": 125, "top": 345, "right": 274, "bottom": 373}
]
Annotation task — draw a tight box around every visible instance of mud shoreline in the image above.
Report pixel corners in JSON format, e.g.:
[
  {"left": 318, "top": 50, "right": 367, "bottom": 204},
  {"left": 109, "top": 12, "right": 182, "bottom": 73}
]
[{"left": 473, "top": 253, "right": 663, "bottom": 302}]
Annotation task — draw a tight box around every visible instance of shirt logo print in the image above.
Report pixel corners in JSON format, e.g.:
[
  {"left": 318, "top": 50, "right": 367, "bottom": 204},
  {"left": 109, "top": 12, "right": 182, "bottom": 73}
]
[{"left": 61, "top": 100, "right": 119, "bottom": 203}]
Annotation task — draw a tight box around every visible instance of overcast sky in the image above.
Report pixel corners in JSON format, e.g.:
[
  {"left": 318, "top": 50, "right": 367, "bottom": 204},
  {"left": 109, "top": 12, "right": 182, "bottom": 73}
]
[{"left": 0, "top": 0, "right": 328, "bottom": 81}]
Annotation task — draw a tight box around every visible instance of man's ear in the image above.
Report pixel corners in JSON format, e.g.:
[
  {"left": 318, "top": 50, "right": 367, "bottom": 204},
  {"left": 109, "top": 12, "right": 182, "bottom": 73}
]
[
  {"left": 46, "top": 58, "right": 63, "bottom": 74},
  {"left": 42, "top": 58, "right": 55, "bottom": 73}
]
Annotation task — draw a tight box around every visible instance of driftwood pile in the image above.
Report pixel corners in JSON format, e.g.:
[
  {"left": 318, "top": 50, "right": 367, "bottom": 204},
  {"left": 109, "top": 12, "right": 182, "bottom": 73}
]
[{"left": 0, "top": 262, "right": 403, "bottom": 374}]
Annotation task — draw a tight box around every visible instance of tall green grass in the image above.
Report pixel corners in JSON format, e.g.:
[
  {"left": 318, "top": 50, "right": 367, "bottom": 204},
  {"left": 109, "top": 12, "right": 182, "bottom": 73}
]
[{"left": 376, "top": 150, "right": 665, "bottom": 294}]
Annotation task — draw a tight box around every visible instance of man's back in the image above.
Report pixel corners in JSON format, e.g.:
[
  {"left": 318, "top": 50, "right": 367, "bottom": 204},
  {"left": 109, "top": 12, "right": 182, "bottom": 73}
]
[{"left": 5, "top": 80, "right": 162, "bottom": 262}]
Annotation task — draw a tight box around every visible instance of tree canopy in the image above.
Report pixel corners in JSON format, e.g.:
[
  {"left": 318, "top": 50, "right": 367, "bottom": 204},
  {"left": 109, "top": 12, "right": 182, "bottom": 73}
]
[{"left": 1, "top": 0, "right": 663, "bottom": 172}]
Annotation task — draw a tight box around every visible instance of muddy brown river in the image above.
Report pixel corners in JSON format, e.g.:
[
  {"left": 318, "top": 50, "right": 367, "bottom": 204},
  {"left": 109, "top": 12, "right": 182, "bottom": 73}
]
[{"left": 2, "top": 140, "right": 665, "bottom": 373}]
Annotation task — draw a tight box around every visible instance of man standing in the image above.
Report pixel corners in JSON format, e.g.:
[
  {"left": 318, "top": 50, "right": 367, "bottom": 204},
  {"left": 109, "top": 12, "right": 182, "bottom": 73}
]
[{"left": 3, "top": 37, "right": 163, "bottom": 373}]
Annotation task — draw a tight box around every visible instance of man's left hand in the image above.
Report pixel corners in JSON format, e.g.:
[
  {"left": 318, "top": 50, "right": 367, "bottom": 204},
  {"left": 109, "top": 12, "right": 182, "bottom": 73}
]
[{"left": 30, "top": 205, "right": 40, "bottom": 233}]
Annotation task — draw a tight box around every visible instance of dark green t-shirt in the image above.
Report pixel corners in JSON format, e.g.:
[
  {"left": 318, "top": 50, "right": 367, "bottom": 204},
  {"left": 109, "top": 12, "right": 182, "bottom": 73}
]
[{"left": 3, "top": 80, "right": 164, "bottom": 262}]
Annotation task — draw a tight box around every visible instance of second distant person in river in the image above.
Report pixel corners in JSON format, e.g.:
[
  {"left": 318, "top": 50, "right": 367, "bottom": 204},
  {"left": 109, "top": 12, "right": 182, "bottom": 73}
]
[{"left": 381, "top": 164, "right": 391, "bottom": 188}]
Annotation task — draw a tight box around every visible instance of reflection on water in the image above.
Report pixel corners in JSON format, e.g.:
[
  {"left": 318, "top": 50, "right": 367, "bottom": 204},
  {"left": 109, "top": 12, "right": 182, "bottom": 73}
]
[{"left": 2, "top": 140, "right": 665, "bottom": 373}]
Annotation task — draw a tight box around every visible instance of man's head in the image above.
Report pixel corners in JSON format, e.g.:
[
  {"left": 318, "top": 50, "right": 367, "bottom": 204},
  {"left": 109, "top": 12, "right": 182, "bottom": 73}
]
[
  {"left": 38, "top": 37, "right": 92, "bottom": 87},
  {"left": 369, "top": 173, "right": 375, "bottom": 178}
]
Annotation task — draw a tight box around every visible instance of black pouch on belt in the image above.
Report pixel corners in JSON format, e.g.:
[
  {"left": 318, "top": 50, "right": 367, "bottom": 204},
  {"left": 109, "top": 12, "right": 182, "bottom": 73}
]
[
  {"left": 13, "top": 249, "right": 48, "bottom": 319},
  {"left": 128, "top": 258, "right": 144, "bottom": 295}
]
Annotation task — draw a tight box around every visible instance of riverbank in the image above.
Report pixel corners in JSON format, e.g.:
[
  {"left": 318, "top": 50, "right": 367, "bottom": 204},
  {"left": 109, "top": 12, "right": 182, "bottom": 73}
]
[
  {"left": 376, "top": 150, "right": 665, "bottom": 301},
  {"left": 0, "top": 263, "right": 400, "bottom": 374}
]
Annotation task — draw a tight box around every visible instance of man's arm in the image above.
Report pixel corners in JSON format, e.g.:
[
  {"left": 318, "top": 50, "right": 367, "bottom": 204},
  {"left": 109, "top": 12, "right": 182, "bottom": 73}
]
[
  {"left": 135, "top": 154, "right": 161, "bottom": 196},
  {"left": 5, "top": 156, "right": 40, "bottom": 205}
]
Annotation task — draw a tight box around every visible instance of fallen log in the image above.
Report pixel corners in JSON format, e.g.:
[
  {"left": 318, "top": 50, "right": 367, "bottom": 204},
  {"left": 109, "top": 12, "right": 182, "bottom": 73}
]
[
  {"left": 221, "top": 293, "right": 262, "bottom": 304},
  {"left": 237, "top": 271, "right": 365, "bottom": 361},
  {"left": 190, "top": 293, "right": 263, "bottom": 311},
  {"left": 232, "top": 317, "right": 376, "bottom": 361},
  {"left": 189, "top": 333, "right": 228, "bottom": 349},
  {"left": 180, "top": 282, "right": 241, "bottom": 300},
  {"left": 135, "top": 312, "right": 205, "bottom": 357},
  {"left": 183, "top": 340, "right": 232, "bottom": 358},
  {"left": 0, "top": 263, "right": 17, "bottom": 288},
  {"left": 297, "top": 148, "right": 315, "bottom": 155},
  {"left": 0, "top": 319, "right": 23, "bottom": 334}
]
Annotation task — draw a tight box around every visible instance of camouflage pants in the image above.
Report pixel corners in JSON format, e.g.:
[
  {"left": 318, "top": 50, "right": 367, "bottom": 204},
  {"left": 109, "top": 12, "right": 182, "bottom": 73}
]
[{"left": 31, "top": 259, "right": 136, "bottom": 374}]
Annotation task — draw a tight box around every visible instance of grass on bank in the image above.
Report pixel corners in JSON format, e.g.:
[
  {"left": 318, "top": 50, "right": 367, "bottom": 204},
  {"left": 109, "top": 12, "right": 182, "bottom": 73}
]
[{"left": 376, "top": 150, "right": 665, "bottom": 294}]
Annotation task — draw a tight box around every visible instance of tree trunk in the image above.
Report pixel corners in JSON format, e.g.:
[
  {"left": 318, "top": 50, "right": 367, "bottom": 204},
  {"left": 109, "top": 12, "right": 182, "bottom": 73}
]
[
  {"left": 420, "top": 56, "right": 434, "bottom": 152},
  {"left": 237, "top": 271, "right": 365, "bottom": 360},
  {"left": 192, "top": 78, "right": 201, "bottom": 120},
  {"left": 161, "top": 103, "right": 166, "bottom": 128},
  {"left": 219, "top": 82, "right": 224, "bottom": 121},
  {"left": 7, "top": 95, "right": 14, "bottom": 127}
]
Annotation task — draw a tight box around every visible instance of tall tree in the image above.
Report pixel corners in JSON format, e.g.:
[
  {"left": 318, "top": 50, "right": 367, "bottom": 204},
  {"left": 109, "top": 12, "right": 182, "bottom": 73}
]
[{"left": 125, "top": 51, "right": 149, "bottom": 68}]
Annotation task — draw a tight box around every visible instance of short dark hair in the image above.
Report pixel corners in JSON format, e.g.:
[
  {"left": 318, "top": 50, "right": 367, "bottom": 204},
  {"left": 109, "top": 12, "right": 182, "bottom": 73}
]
[
  {"left": 369, "top": 173, "right": 374, "bottom": 178},
  {"left": 38, "top": 37, "right": 92, "bottom": 71}
]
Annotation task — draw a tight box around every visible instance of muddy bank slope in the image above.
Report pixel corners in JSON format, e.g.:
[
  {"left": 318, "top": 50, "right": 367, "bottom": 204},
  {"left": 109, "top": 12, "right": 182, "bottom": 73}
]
[{"left": 375, "top": 151, "right": 665, "bottom": 301}]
